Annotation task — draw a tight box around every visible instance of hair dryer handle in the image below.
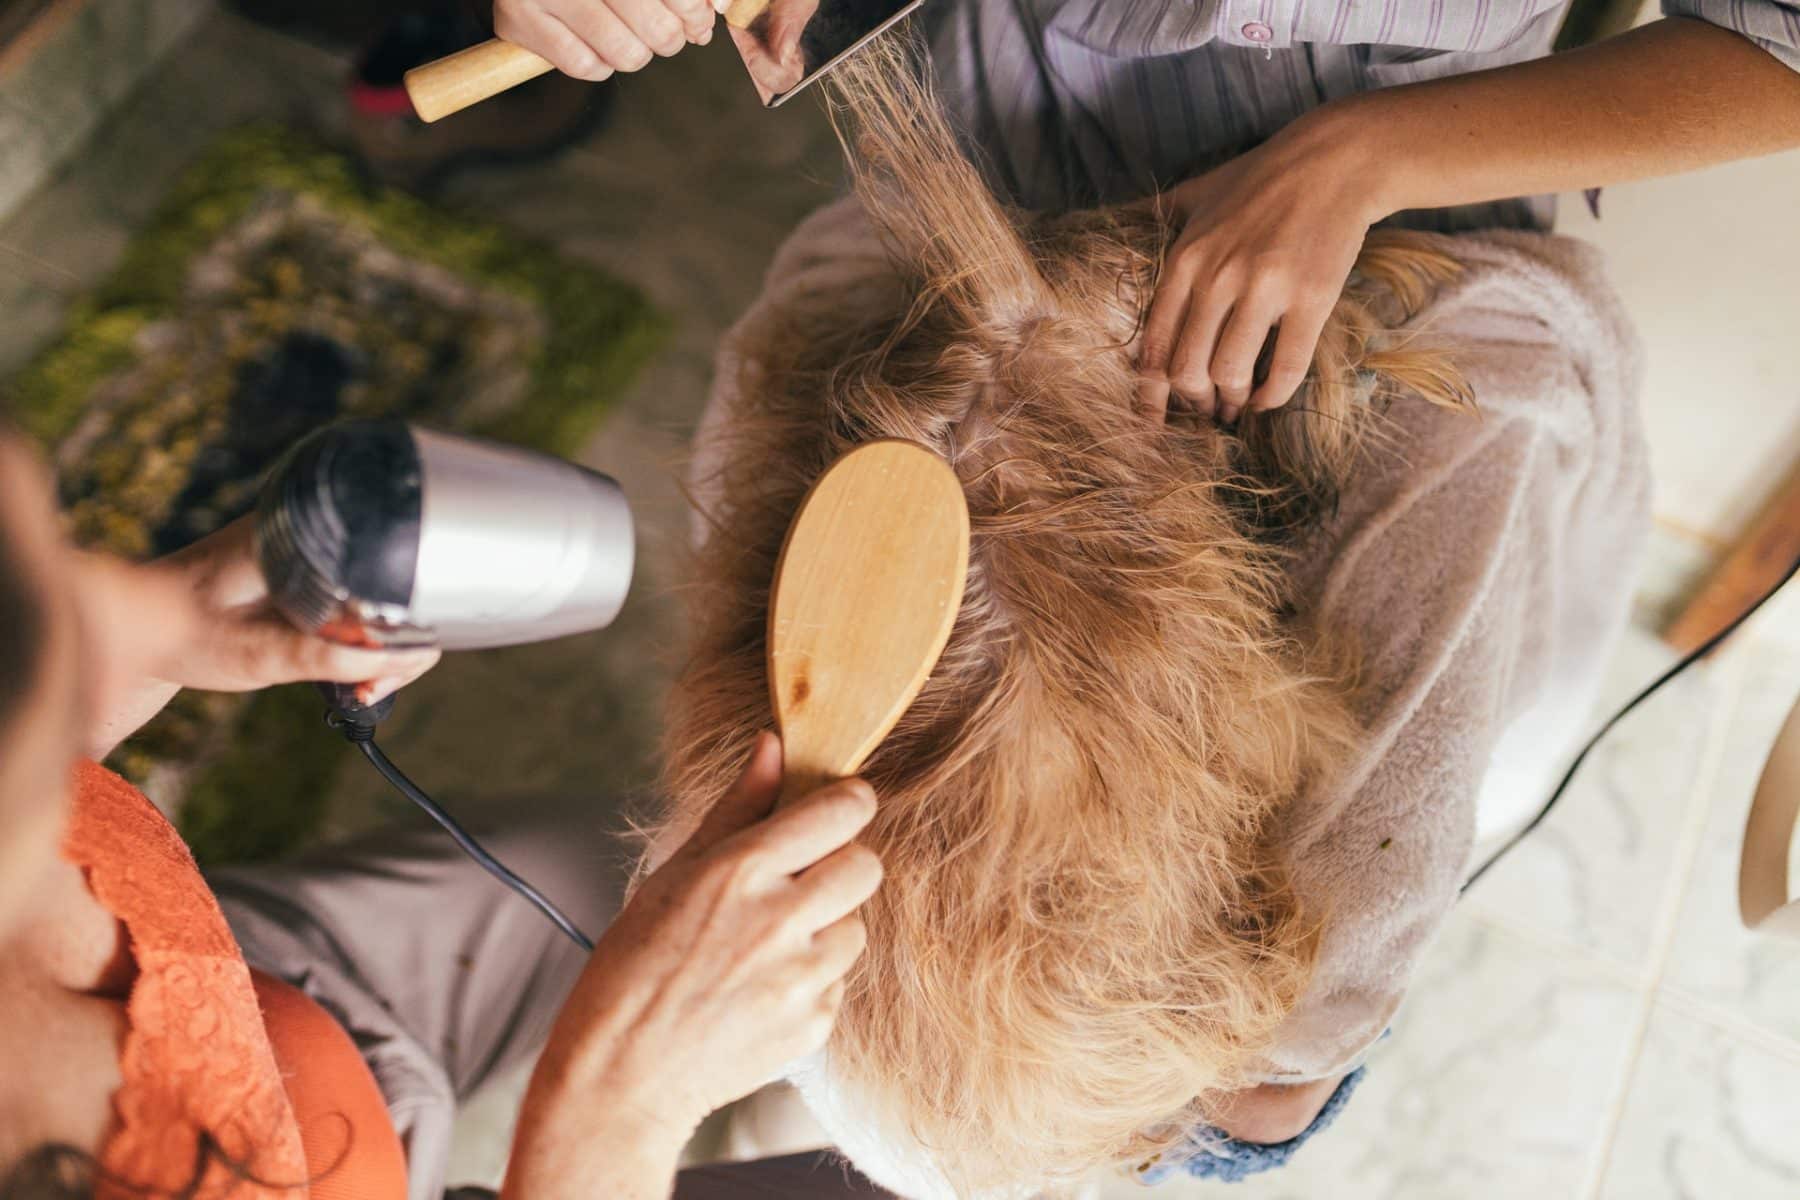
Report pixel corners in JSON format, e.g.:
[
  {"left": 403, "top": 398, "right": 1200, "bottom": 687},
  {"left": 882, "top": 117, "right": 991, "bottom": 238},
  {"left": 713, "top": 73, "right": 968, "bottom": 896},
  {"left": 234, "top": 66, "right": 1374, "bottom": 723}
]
[{"left": 316, "top": 681, "right": 397, "bottom": 736}]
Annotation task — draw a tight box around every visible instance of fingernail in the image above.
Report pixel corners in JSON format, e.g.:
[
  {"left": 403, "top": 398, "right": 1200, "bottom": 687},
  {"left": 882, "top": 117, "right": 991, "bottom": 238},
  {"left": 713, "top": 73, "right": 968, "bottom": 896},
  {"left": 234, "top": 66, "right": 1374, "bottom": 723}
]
[
  {"left": 699, "top": 25, "right": 713, "bottom": 43},
  {"left": 359, "top": 674, "right": 410, "bottom": 705}
]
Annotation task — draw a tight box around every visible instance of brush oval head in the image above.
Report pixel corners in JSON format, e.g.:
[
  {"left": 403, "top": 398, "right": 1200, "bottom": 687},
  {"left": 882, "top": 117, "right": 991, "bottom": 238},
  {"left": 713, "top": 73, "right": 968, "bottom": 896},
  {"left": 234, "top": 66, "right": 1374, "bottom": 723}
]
[{"left": 768, "top": 439, "right": 970, "bottom": 803}]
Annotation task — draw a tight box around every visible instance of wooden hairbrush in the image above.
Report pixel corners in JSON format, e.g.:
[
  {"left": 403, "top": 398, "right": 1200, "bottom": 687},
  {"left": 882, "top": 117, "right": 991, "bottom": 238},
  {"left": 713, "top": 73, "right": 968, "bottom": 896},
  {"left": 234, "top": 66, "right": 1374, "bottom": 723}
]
[{"left": 767, "top": 440, "right": 970, "bottom": 805}]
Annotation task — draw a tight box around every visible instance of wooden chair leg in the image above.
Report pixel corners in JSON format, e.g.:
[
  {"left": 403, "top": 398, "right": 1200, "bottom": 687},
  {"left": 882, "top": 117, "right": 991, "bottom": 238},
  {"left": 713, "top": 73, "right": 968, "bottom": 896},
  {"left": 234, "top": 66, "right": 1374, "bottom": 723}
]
[{"left": 1663, "top": 459, "right": 1800, "bottom": 656}]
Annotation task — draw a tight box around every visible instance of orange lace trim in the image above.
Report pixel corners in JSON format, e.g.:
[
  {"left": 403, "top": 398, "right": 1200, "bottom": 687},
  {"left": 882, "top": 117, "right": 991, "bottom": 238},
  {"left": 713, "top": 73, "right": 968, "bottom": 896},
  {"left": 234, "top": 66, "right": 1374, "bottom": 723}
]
[{"left": 61, "top": 762, "right": 308, "bottom": 1200}]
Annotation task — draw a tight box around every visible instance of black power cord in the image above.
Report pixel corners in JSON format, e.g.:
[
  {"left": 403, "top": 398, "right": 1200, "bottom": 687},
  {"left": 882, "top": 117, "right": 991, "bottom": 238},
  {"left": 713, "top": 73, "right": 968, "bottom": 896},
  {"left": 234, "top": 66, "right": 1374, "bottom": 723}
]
[
  {"left": 1464, "top": 549, "right": 1800, "bottom": 893},
  {"left": 326, "top": 710, "right": 596, "bottom": 952}
]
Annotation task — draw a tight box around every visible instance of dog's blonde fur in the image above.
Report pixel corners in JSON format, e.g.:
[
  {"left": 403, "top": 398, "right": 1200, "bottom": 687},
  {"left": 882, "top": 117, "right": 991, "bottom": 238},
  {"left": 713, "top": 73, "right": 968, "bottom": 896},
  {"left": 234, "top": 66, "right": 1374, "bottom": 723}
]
[{"left": 660, "top": 38, "right": 1470, "bottom": 1195}]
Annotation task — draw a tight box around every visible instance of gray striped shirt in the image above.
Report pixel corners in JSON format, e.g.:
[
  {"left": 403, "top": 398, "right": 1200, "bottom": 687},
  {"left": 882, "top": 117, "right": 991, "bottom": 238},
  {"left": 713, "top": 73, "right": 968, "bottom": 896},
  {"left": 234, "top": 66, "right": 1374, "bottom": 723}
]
[{"left": 924, "top": 0, "right": 1800, "bottom": 228}]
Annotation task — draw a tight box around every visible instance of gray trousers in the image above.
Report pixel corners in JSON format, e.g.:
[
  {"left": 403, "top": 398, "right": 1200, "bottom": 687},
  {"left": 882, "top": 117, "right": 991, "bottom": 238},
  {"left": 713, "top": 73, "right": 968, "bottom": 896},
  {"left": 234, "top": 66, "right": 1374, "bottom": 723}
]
[{"left": 208, "top": 790, "right": 890, "bottom": 1200}]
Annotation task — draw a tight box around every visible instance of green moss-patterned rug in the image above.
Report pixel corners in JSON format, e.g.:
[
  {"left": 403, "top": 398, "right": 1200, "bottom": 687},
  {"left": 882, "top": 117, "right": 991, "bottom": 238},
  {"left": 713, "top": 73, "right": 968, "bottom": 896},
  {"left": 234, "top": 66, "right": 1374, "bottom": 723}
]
[{"left": 10, "top": 126, "right": 668, "bottom": 864}]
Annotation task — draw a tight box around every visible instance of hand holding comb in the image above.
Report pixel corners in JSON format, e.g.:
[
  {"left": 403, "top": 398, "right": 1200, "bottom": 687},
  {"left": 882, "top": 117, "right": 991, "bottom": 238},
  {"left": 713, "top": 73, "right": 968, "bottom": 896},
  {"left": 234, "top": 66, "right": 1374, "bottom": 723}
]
[{"left": 402, "top": 0, "right": 922, "bottom": 122}]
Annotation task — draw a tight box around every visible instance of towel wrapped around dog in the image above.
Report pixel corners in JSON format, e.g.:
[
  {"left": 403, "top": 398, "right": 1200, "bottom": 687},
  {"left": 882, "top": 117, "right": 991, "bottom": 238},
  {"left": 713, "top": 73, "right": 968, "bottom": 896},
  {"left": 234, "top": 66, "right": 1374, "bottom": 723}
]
[{"left": 689, "top": 196, "right": 1650, "bottom": 1197}]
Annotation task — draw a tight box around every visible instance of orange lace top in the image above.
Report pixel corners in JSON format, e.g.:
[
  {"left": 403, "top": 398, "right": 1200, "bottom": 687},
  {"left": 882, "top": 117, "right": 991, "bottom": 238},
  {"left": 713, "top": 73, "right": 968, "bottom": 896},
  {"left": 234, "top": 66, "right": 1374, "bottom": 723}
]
[{"left": 62, "top": 762, "right": 406, "bottom": 1199}]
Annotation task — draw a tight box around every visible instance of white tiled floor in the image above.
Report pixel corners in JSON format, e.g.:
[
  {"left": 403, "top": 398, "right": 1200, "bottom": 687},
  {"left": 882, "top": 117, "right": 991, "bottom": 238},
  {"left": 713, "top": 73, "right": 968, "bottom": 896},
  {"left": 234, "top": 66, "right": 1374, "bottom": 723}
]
[
  {"left": 1598, "top": 1004, "right": 1800, "bottom": 1199},
  {"left": 1557, "top": 152, "right": 1800, "bottom": 550}
]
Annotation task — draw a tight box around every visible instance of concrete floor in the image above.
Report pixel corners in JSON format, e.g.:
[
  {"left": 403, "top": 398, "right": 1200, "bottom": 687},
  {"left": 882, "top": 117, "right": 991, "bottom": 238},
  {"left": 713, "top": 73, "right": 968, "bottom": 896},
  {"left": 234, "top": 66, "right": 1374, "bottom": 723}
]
[{"left": 2, "top": 5, "right": 1797, "bottom": 1198}]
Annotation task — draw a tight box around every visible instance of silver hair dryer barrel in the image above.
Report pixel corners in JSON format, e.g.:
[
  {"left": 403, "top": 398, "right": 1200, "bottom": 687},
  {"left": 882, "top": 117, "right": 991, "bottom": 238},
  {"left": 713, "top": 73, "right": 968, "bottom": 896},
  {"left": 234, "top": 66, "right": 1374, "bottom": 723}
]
[{"left": 257, "top": 421, "right": 634, "bottom": 653}]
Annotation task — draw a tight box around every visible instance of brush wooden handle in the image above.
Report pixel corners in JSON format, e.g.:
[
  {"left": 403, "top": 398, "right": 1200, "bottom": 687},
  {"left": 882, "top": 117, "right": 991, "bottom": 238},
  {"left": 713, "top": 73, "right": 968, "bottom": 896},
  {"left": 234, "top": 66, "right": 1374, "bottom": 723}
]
[
  {"left": 768, "top": 440, "right": 970, "bottom": 807},
  {"left": 404, "top": 39, "right": 555, "bottom": 123}
]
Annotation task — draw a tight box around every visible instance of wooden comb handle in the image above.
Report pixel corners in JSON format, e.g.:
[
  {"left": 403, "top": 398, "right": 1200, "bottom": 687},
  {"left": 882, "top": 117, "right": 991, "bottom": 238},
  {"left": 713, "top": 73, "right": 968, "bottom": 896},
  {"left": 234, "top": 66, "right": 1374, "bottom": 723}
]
[
  {"left": 404, "top": 39, "right": 554, "bottom": 124},
  {"left": 405, "top": 0, "right": 773, "bottom": 124}
]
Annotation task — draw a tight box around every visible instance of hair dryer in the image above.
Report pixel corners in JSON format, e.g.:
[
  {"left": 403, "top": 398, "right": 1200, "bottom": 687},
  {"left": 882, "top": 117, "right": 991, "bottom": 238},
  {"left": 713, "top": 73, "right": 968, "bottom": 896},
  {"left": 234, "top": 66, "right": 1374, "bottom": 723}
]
[
  {"left": 251, "top": 420, "right": 635, "bottom": 951},
  {"left": 257, "top": 419, "right": 634, "bottom": 721}
]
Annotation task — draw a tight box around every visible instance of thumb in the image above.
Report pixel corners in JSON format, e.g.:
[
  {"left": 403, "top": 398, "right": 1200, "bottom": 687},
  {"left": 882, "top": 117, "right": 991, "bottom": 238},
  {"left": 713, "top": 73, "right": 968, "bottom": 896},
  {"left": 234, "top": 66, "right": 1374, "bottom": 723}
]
[{"left": 684, "top": 731, "right": 784, "bottom": 853}]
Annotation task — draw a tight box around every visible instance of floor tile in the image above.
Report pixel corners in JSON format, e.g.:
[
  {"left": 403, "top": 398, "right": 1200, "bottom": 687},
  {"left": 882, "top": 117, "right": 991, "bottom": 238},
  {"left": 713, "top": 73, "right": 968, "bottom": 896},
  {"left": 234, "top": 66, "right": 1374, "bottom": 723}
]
[
  {"left": 62, "top": 18, "right": 345, "bottom": 228},
  {"left": 1461, "top": 621, "right": 1722, "bottom": 969},
  {"left": 1555, "top": 153, "right": 1800, "bottom": 545},
  {"left": 1755, "top": 582, "right": 1800, "bottom": 654},
  {"left": 1596, "top": 1002, "right": 1800, "bottom": 1200},
  {"left": 1660, "top": 641, "right": 1800, "bottom": 1047},
  {"left": 1093, "top": 910, "right": 1639, "bottom": 1200},
  {"left": 0, "top": 184, "right": 131, "bottom": 291},
  {"left": 439, "top": 36, "right": 845, "bottom": 363}
]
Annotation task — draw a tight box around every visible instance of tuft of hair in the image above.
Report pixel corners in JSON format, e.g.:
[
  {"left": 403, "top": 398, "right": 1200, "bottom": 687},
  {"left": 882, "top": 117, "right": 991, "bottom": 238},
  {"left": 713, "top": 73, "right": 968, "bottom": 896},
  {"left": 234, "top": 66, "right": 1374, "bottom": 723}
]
[{"left": 662, "top": 32, "right": 1471, "bottom": 1196}]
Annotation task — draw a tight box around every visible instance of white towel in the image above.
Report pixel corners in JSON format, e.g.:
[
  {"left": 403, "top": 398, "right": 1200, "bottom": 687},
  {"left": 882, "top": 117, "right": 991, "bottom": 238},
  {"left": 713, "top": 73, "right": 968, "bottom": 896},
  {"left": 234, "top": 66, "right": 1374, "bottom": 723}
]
[{"left": 1268, "top": 226, "right": 1651, "bottom": 1079}]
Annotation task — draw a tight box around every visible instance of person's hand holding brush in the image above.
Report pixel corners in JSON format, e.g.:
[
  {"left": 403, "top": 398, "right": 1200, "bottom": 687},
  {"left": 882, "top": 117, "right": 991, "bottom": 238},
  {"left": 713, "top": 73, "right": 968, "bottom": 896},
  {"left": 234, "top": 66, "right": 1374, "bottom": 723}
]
[{"left": 502, "top": 732, "right": 883, "bottom": 1200}]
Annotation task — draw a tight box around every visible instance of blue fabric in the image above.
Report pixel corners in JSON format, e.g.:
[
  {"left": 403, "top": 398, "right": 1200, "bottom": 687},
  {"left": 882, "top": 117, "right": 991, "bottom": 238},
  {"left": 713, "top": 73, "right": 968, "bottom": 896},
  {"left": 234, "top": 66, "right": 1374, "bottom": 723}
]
[{"left": 1133, "top": 1064, "right": 1370, "bottom": 1185}]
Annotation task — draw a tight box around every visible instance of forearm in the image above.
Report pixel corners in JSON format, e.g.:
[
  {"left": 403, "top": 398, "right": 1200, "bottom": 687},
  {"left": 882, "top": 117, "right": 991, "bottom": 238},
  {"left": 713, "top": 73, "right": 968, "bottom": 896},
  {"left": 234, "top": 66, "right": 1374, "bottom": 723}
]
[
  {"left": 85, "top": 680, "right": 180, "bottom": 763},
  {"left": 502, "top": 1063, "right": 687, "bottom": 1200},
  {"left": 1316, "top": 17, "right": 1800, "bottom": 219}
]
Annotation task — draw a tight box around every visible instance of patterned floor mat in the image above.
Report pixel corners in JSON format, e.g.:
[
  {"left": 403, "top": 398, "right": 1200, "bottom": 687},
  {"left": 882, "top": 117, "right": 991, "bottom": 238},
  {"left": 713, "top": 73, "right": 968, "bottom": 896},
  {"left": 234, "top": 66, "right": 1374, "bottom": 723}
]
[{"left": 9, "top": 126, "right": 668, "bottom": 862}]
